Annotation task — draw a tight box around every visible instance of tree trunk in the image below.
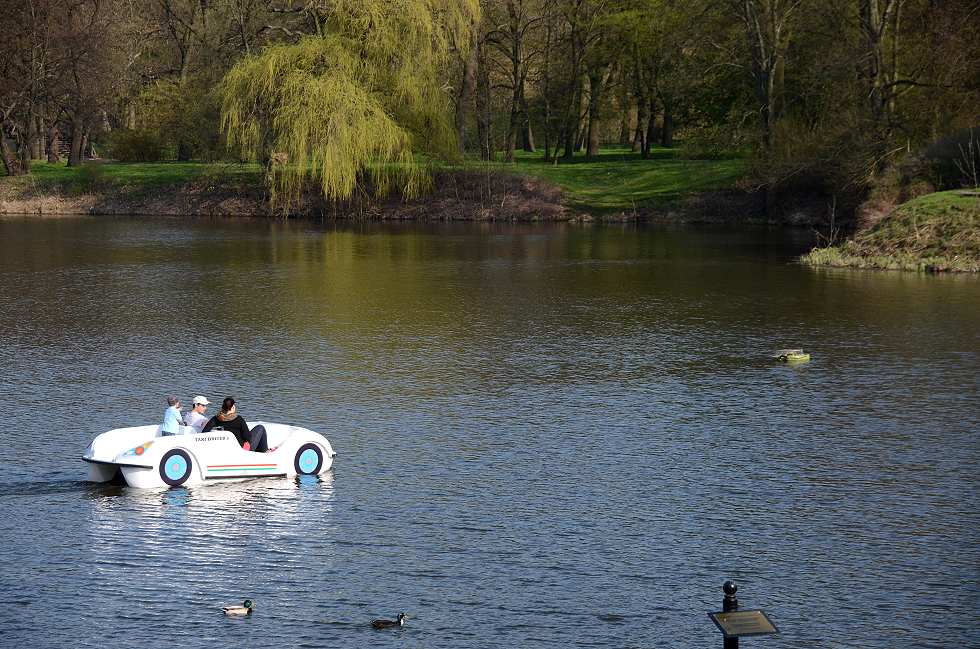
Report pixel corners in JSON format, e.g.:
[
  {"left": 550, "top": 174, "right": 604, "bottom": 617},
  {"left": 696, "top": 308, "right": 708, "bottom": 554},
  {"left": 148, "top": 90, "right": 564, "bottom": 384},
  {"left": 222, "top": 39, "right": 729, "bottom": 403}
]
[
  {"left": 46, "top": 119, "right": 60, "bottom": 164},
  {"left": 585, "top": 66, "right": 613, "bottom": 156},
  {"left": 562, "top": 129, "right": 575, "bottom": 159},
  {"left": 68, "top": 119, "right": 85, "bottom": 167},
  {"left": 634, "top": 96, "right": 648, "bottom": 154},
  {"left": 17, "top": 111, "right": 36, "bottom": 173},
  {"left": 728, "top": 0, "right": 798, "bottom": 153},
  {"left": 585, "top": 72, "right": 601, "bottom": 155},
  {"left": 502, "top": 0, "right": 525, "bottom": 163},
  {"left": 178, "top": 32, "right": 193, "bottom": 85},
  {"left": 642, "top": 98, "right": 657, "bottom": 159},
  {"left": 573, "top": 75, "right": 590, "bottom": 153},
  {"left": 522, "top": 121, "right": 535, "bottom": 152},
  {"left": 644, "top": 109, "right": 656, "bottom": 159},
  {"left": 860, "top": 0, "right": 902, "bottom": 170},
  {"left": 579, "top": 76, "right": 599, "bottom": 155},
  {"left": 661, "top": 104, "right": 673, "bottom": 149},
  {"left": 0, "top": 130, "right": 25, "bottom": 176},
  {"left": 543, "top": 108, "right": 553, "bottom": 162},
  {"left": 586, "top": 112, "right": 601, "bottom": 156},
  {"left": 620, "top": 108, "right": 633, "bottom": 147},
  {"left": 30, "top": 115, "right": 43, "bottom": 160},
  {"left": 504, "top": 89, "right": 520, "bottom": 162},
  {"left": 19, "top": 140, "right": 32, "bottom": 175},
  {"left": 40, "top": 118, "right": 50, "bottom": 163},
  {"left": 475, "top": 40, "right": 494, "bottom": 161},
  {"left": 457, "top": 32, "right": 479, "bottom": 155}
]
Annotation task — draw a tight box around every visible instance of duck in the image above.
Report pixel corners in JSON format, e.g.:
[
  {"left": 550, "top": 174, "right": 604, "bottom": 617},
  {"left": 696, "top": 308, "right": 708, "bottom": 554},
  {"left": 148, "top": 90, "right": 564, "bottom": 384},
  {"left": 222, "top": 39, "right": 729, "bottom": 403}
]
[
  {"left": 371, "top": 613, "right": 408, "bottom": 629},
  {"left": 222, "top": 600, "right": 255, "bottom": 615}
]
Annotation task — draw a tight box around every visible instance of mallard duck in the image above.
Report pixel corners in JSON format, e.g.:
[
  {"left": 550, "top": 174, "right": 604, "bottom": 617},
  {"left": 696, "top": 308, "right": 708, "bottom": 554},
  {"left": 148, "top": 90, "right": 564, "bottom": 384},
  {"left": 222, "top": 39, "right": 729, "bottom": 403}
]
[
  {"left": 371, "top": 613, "right": 408, "bottom": 629},
  {"left": 222, "top": 600, "right": 255, "bottom": 615}
]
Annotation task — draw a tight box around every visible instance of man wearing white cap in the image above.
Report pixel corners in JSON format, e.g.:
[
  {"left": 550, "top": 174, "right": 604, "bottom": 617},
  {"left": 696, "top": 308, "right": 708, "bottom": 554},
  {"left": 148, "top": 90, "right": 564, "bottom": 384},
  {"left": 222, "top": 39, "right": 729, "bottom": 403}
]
[{"left": 184, "top": 396, "right": 212, "bottom": 433}]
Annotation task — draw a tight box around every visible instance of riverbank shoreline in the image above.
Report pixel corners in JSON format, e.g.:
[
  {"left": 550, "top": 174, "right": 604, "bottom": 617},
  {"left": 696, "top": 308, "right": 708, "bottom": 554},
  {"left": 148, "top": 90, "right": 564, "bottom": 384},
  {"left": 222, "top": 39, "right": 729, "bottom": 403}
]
[
  {"left": 5, "top": 167, "right": 977, "bottom": 271},
  {"left": 0, "top": 170, "right": 568, "bottom": 220},
  {"left": 800, "top": 190, "right": 980, "bottom": 273},
  {"left": 1, "top": 166, "right": 833, "bottom": 225}
]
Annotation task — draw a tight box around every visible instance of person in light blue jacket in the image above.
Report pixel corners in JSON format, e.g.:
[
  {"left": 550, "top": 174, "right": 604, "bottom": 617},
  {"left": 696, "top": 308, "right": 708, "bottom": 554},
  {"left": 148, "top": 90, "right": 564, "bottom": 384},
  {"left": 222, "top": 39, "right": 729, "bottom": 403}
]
[{"left": 161, "top": 395, "right": 184, "bottom": 436}]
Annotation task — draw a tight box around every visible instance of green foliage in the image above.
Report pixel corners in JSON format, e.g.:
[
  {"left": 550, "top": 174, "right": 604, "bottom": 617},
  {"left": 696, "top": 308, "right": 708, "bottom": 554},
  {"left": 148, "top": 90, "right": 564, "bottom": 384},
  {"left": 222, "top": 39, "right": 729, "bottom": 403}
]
[
  {"left": 106, "top": 130, "right": 163, "bottom": 162},
  {"left": 128, "top": 79, "right": 226, "bottom": 162},
  {"left": 220, "top": 0, "right": 480, "bottom": 208},
  {"left": 680, "top": 123, "right": 751, "bottom": 160}
]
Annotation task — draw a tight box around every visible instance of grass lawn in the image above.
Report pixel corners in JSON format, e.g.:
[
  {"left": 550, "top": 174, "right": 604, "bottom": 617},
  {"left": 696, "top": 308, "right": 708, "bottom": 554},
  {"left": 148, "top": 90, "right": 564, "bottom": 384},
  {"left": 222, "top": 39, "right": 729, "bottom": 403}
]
[
  {"left": 19, "top": 159, "right": 264, "bottom": 194},
  {"left": 472, "top": 146, "right": 747, "bottom": 214},
  {"left": 6, "top": 146, "right": 747, "bottom": 215}
]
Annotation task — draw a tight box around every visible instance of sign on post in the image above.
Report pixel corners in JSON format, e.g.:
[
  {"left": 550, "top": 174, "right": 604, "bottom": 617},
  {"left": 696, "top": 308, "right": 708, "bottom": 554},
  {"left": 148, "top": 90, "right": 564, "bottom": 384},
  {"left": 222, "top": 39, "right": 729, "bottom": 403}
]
[{"left": 707, "top": 609, "right": 780, "bottom": 638}]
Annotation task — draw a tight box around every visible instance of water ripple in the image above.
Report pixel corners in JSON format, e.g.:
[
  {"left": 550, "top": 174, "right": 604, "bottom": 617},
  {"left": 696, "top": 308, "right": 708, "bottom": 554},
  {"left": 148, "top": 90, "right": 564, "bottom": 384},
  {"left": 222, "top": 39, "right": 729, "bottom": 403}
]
[{"left": 0, "top": 219, "right": 977, "bottom": 648}]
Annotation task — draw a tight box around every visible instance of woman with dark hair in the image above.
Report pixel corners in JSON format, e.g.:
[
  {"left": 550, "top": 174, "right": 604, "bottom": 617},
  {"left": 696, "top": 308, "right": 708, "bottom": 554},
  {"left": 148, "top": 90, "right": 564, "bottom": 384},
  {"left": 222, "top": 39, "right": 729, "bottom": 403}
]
[{"left": 201, "top": 396, "right": 268, "bottom": 452}]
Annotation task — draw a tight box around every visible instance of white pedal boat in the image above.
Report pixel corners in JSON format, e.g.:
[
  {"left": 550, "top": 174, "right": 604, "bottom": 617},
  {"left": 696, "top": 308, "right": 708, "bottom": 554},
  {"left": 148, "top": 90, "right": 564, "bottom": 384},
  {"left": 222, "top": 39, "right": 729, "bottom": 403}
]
[{"left": 82, "top": 422, "right": 337, "bottom": 488}]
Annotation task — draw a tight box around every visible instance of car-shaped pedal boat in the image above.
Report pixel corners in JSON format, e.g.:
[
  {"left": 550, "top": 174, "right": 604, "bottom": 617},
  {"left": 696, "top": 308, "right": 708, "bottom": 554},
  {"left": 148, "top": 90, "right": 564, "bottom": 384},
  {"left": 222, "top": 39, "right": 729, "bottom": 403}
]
[
  {"left": 771, "top": 348, "right": 810, "bottom": 363},
  {"left": 82, "top": 422, "right": 337, "bottom": 488}
]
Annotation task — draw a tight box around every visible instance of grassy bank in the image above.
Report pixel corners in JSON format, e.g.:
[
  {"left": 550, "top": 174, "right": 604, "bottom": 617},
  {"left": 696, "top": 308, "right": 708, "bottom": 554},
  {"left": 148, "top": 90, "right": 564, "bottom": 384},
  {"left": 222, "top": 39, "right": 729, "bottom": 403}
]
[
  {"left": 476, "top": 147, "right": 747, "bottom": 214},
  {"left": 2, "top": 146, "right": 747, "bottom": 217},
  {"left": 801, "top": 190, "right": 980, "bottom": 272},
  {"left": 13, "top": 159, "right": 263, "bottom": 195}
]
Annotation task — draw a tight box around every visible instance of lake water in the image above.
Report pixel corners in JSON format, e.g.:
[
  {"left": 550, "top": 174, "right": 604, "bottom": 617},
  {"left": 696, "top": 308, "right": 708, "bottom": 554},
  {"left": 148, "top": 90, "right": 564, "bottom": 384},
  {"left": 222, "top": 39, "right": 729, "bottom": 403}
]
[{"left": 1, "top": 215, "right": 978, "bottom": 649}]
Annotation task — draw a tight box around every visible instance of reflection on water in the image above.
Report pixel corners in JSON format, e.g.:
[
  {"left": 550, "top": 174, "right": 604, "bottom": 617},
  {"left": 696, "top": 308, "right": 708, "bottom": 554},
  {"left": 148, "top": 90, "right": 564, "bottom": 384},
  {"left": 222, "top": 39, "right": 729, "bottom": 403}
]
[
  {"left": 87, "top": 473, "right": 337, "bottom": 555},
  {"left": 0, "top": 216, "right": 977, "bottom": 649}
]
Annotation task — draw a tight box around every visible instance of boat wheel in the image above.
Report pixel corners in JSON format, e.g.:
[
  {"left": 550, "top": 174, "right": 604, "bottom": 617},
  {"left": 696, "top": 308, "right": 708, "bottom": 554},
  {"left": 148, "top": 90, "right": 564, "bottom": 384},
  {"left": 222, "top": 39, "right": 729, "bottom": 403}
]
[
  {"left": 294, "top": 443, "right": 323, "bottom": 475},
  {"left": 159, "top": 449, "right": 193, "bottom": 486}
]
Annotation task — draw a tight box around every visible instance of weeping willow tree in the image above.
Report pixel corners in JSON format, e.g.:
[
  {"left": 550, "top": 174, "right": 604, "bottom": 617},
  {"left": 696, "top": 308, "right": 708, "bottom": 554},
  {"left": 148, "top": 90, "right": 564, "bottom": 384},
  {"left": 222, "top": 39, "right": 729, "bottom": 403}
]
[{"left": 221, "top": 0, "right": 480, "bottom": 209}]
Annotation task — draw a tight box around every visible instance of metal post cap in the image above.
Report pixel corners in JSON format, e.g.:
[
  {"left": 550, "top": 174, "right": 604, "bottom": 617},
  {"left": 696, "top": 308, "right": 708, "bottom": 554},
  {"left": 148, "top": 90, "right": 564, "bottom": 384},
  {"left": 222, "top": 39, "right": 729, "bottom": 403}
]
[{"left": 722, "top": 580, "right": 739, "bottom": 613}]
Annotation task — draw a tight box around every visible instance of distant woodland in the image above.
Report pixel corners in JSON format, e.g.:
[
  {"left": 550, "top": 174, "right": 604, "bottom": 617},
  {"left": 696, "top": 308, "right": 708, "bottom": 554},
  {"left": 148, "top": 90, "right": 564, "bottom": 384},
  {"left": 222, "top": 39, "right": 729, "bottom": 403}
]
[{"left": 2, "top": 0, "right": 978, "bottom": 208}]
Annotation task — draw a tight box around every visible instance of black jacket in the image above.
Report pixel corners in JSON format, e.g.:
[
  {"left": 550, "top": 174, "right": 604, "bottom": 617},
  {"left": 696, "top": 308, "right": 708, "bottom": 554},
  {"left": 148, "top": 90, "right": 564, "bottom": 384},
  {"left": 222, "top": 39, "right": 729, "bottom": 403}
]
[{"left": 202, "top": 414, "right": 252, "bottom": 447}]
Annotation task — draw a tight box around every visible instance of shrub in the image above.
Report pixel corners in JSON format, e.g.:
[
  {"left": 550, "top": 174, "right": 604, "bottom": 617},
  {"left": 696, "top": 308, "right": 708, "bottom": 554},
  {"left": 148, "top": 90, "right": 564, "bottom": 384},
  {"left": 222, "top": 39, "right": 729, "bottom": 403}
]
[
  {"left": 129, "top": 78, "right": 227, "bottom": 163},
  {"left": 679, "top": 124, "right": 749, "bottom": 160},
  {"left": 915, "top": 127, "right": 980, "bottom": 189},
  {"left": 66, "top": 164, "right": 114, "bottom": 195},
  {"left": 878, "top": 127, "right": 980, "bottom": 198},
  {"left": 860, "top": 127, "right": 980, "bottom": 226},
  {"left": 106, "top": 129, "right": 162, "bottom": 162}
]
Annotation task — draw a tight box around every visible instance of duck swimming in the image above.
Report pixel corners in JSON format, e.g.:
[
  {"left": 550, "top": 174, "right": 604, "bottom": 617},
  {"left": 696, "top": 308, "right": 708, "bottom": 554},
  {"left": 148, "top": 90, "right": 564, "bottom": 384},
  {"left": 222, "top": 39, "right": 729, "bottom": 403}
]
[
  {"left": 371, "top": 613, "right": 408, "bottom": 629},
  {"left": 222, "top": 600, "right": 255, "bottom": 615}
]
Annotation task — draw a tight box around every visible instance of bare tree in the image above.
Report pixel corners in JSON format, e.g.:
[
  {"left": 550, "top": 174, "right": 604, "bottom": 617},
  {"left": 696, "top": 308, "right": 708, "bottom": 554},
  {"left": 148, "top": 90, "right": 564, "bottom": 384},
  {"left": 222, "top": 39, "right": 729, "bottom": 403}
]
[
  {"left": 56, "top": 0, "right": 126, "bottom": 165},
  {"left": 0, "top": 0, "right": 65, "bottom": 174},
  {"left": 485, "top": 0, "right": 547, "bottom": 161},
  {"left": 857, "top": 0, "right": 903, "bottom": 168},
  {"left": 725, "top": 0, "right": 804, "bottom": 153}
]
